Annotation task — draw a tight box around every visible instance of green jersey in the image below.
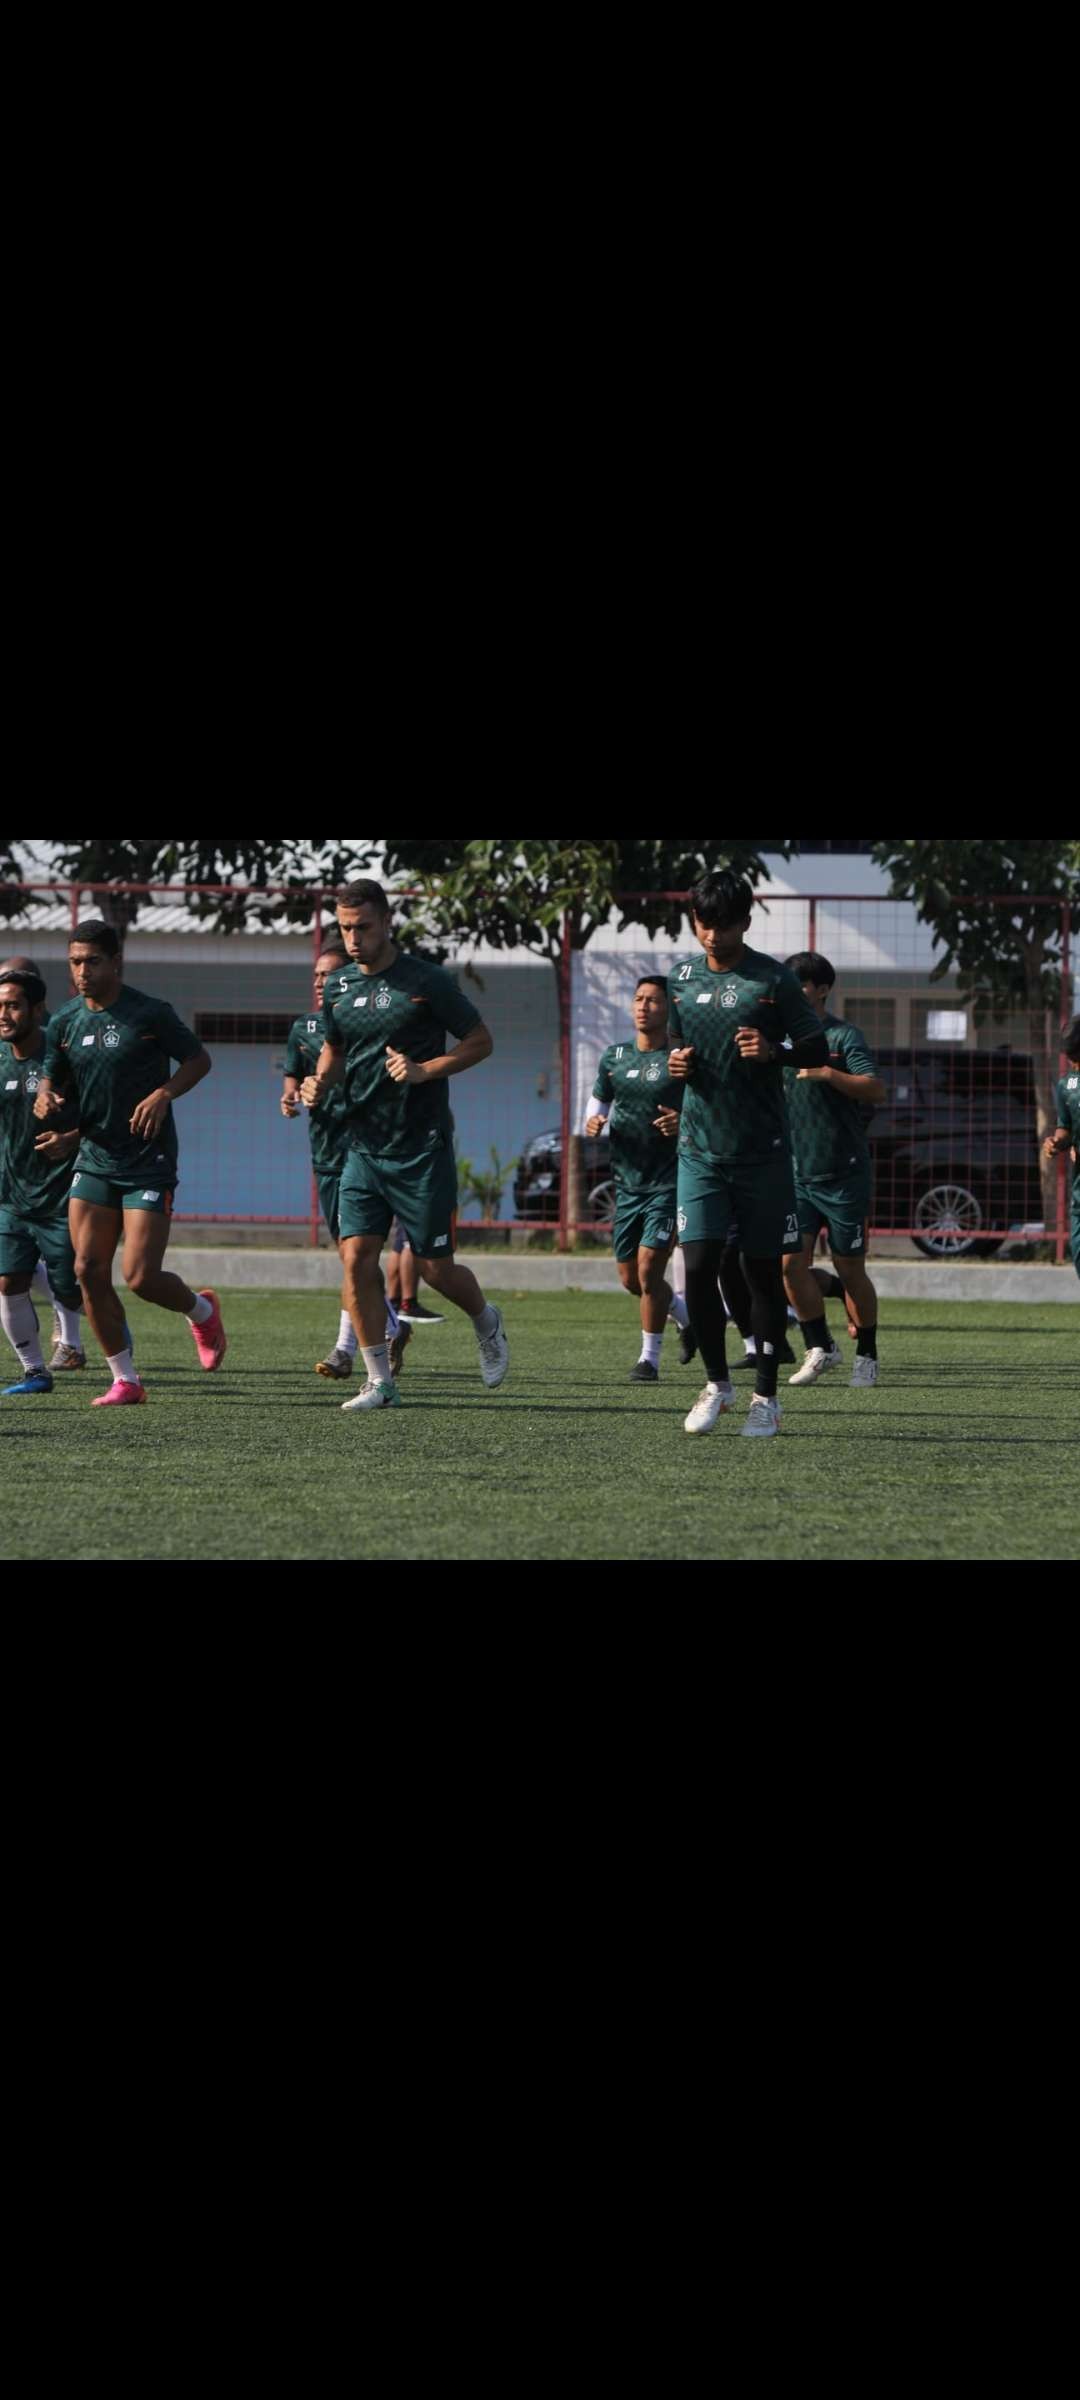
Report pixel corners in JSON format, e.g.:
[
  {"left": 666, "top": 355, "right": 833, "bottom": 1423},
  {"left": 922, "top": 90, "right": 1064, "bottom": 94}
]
[
  {"left": 784, "top": 1012, "right": 877, "bottom": 1182},
  {"left": 42, "top": 985, "right": 203, "bottom": 1183},
  {"left": 1055, "top": 1071, "right": 1080, "bottom": 1145},
  {"left": 592, "top": 1042, "right": 681, "bottom": 1194},
  {"left": 321, "top": 948, "right": 482, "bottom": 1162},
  {"left": 0, "top": 1034, "right": 79, "bottom": 1216},
  {"left": 285, "top": 1013, "right": 349, "bottom": 1175},
  {"left": 667, "top": 943, "right": 823, "bottom": 1163}
]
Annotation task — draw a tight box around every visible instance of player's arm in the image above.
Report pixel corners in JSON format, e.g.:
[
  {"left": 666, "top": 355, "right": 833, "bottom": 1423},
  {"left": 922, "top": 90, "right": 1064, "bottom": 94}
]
[
  {"left": 129, "top": 1046, "right": 210, "bottom": 1139},
  {"left": 798, "top": 1024, "right": 886, "bottom": 1100},
  {"left": 34, "top": 1124, "right": 80, "bottom": 1161},
  {"left": 301, "top": 1040, "right": 345, "bottom": 1107},
  {"left": 281, "top": 1031, "right": 304, "bottom": 1117},
  {"left": 585, "top": 1054, "right": 614, "bottom": 1137},
  {"left": 385, "top": 1020, "right": 493, "bottom": 1086}
]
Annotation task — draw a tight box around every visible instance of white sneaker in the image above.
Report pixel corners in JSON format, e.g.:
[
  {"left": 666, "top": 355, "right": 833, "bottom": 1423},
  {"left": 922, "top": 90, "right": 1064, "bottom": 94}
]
[
  {"left": 477, "top": 1306, "right": 509, "bottom": 1388},
  {"left": 742, "top": 1395, "right": 782, "bottom": 1437},
  {"left": 684, "top": 1382, "right": 736, "bottom": 1434},
  {"left": 787, "top": 1344, "right": 842, "bottom": 1386},
  {"left": 850, "top": 1356, "right": 879, "bottom": 1386},
  {"left": 341, "top": 1379, "right": 402, "bottom": 1412}
]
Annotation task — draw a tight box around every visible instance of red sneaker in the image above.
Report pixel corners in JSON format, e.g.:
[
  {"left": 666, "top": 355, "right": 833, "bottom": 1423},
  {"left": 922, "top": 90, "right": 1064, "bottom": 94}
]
[
  {"left": 92, "top": 1378, "right": 147, "bottom": 1407},
  {"left": 188, "top": 1287, "right": 227, "bottom": 1370}
]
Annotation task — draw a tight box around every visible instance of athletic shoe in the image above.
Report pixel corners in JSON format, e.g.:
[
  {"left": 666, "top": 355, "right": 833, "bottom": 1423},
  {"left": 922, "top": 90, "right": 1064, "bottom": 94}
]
[
  {"left": 2, "top": 1370, "right": 54, "bottom": 1396},
  {"left": 629, "top": 1360, "right": 659, "bottom": 1382},
  {"left": 341, "top": 1378, "right": 402, "bottom": 1412},
  {"left": 741, "top": 1395, "right": 782, "bottom": 1437},
  {"left": 477, "top": 1306, "right": 510, "bottom": 1389},
  {"left": 187, "top": 1288, "right": 227, "bottom": 1371},
  {"left": 91, "top": 1378, "right": 146, "bottom": 1407},
  {"left": 388, "top": 1321, "right": 412, "bottom": 1378},
  {"left": 398, "top": 1301, "right": 444, "bottom": 1324},
  {"left": 315, "top": 1349, "right": 353, "bottom": 1380},
  {"left": 48, "top": 1342, "right": 87, "bottom": 1370},
  {"left": 684, "top": 1382, "right": 736, "bottom": 1434},
  {"left": 850, "top": 1355, "right": 879, "bottom": 1386},
  {"left": 787, "top": 1344, "right": 843, "bottom": 1387},
  {"left": 677, "top": 1323, "right": 699, "bottom": 1366}
]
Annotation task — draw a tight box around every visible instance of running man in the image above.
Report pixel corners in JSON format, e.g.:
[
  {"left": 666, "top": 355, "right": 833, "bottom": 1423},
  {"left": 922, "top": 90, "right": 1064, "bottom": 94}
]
[
  {"left": 283, "top": 944, "right": 409, "bottom": 1379},
  {"left": 667, "top": 869, "right": 829, "bottom": 1439},
  {"left": 780, "top": 953, "right": 887, "bottom": 1389},
  {"left": 0, "top": 954, "right": 81, "bottom": 1364},
  {"left": 33, "top": 919, "right": 224, "bottom": 1406},
  {"left": 1044, "top": 1014, "right": 1080, "bottom": 1281},
  {"left": 0, "top": 968, "right": 84, "bottom": 1395},
  {"left": 585, "top": 975, "right": 695, "bottom": 1380},
  {"left": 301, "top": 880, "right": 509, "bottom": 1412}
]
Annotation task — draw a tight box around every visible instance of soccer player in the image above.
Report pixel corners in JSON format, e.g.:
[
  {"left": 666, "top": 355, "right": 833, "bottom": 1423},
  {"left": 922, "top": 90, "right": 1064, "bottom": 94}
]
[
  {"left": 283, "top": 944, "right": 409, "bottom": 1380},
  {"left": 300, "top": 880, "right": 509, "bottom": 1412},
  {"left": 0, "top": 968, "right": 84, "bottom": 1395},
  {"left": 0, "top": 953, "right": 107, "bottom": 1368},
  {"left": 779, "top": 953, "right": 887, "bottom": 1389},
  {"left": 1044, "top": 1015, "right": 1080, "bottom": 1281},
  {"left": 667, "top": 869, "right": 829, "bottom": 1439},
  {"left": 585, "top": 975, "right": 695, "bottom": 1381},
  {"left": 33, "top": 920, "right": 224, "bottom": 1406}
]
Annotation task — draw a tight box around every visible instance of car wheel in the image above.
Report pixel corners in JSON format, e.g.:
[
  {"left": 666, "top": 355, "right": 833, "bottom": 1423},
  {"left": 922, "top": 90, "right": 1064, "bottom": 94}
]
[
  {"left": 589, "top": 1178, "right": 616, "bottom": 1225},
  {"left": 911, "top": 1183, "right": 1003, "bottom": 1259}
]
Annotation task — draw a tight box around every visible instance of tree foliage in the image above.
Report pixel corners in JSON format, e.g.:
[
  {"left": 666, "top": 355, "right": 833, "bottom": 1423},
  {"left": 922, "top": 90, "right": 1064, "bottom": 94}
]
[
  {"left": 380, "top": 839, "right": 797, "bottom": 960},
  {"left": 870, "top": 841, "right": 1079, "bottom": 1017}
]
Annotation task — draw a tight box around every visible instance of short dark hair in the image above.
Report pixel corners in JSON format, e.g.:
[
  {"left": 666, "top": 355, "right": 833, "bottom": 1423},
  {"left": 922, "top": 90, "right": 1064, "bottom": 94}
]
[
  {"left": 0, "top": 968, "right": 46, "bottom": 1008},
  {"left": 785, "top": 951, "right": 836, "bottom": 990},
  {"left": 0, "top": 953, "right": 42, "bottom": 981},
  {"left": 636, "top": 974, "right": 668, "bottom": 997},
  {"left": 336, "top": 880, "right": 390, "bottom": 914},
  {"left": 68, "top": 919, "right": 121, "bottom": 957},
  {"left": 690, "top": 868, "right": 753, "bottom": 929},
  {"left": 1063, "top": 1015, "right": 1080, "bottom": 1061}
]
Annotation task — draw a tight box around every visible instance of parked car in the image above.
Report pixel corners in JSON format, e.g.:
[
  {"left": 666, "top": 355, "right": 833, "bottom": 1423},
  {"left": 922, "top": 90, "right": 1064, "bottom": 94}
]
[
  {"left": 513, "top": 1128, "right": 615, "bottom": 1223},
  {"left": 514, "top": 1048, "right": 1049, "bottom": 1256},
  {"left": 866, "top": 1047, "right": 1046, "bottom": 1256}
]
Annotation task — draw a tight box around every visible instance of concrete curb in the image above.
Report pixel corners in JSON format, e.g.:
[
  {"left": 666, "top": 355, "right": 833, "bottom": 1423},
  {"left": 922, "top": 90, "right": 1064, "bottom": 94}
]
[{"left": 166, "top": 1249, "right": 1080, "bottom": 1303}]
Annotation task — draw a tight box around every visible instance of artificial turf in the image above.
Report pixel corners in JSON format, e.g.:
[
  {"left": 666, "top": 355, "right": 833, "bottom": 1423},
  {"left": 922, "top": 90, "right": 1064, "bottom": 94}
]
[{"left": 2, "top": 1291, "right": 1077, "bottom": 1561}]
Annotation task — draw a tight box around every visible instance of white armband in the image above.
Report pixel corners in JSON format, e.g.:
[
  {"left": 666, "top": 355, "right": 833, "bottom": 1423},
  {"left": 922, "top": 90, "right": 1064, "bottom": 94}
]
[{"left": 585, "top": 1097, "right": 611, "bottom": 1130}]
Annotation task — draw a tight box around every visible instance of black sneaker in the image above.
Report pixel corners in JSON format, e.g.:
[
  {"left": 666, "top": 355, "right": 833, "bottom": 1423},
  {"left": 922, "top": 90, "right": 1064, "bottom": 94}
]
[
  {"left": 388, "top": 1321, "right": 412, "bottom": 1378},
  {"left": 398, "top": 1301, "right": 444, "bottom": 1324},
  {"left": 677, "top": 1324, "right": 698, "bottom": 1366},
  {"left": 629, "top": 1360, "right": 659, "bottom": 1382}
]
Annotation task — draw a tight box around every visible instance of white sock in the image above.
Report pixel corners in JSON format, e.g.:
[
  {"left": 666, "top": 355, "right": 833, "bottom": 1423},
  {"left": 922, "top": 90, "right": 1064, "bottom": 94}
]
[
  {"left": 1, "top": 1292, "right": 44, "bottom": 1371},
  {"left": 106, "top": 1349, "right": 139, "bottom": 1384},
  {"left": 384, "top": 1297, "right": 400, "bottom": 1340},
  {"left": 338, "top": 1309, "right": 358, "bottom": 1356},
  {"left": 473, "top": 1303, "right": 498, "bottom": 1340},
  {"left": 186, "top": 1294, "right": 213, "bottom": 1325},
  {"left": 361, "top": 1343, "right": 391, "bottom": 1386},
  {"left": 640, "top": 1332, "right": 662, "bottom": 1366},
  {"left": 668, "top": 1293, "right": 689, "bottom": 1330},
  {"left": 32, "top": 1262, "right": 54, "bottom": 1302},
  {"left": 56, "top": 1303, "right": 84, "bottom": 1348}
]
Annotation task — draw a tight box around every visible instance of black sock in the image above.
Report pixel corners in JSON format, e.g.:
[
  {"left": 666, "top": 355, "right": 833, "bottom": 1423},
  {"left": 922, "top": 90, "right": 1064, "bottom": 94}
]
[
  {"left": 684, "top": 1241, "right": 730, "bottom": 1384},
  {"left": 744, "top": 1255, "right": 787, "bottom": 1399},
  {"left": 800, "top": 1313, "right": 829, "bottom": 1352},
  {"left": 856, "top": 1325, "right": 878, "bottom": 1359}
]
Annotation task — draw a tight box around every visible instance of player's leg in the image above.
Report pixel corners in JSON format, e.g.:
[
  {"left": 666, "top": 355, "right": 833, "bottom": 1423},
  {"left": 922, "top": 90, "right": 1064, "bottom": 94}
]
[
  {"left": 38, "top": 1212, "right": 88, "bottom": 1371},
  {"left": 630, "top": 1236, "right": 681, "bottom": 1382},
  {"left": 735, "top": 1160, "right": 803, "bottom": 1436},
  {"left": 784, "top": 1229, "right": 843, "bottom": 1386},
  {"left": 121, "top": 1196, "right": 227, "bottom": 1370},
  {"left": 833, "top": 1233, "right": 879, "bottom": 1385},
  {"left": 0, "top": 1237, "right": 52, "bottom": 1392},
  {"left": 396, "top": 1149, "right": 508, "bottom": 1389},
  {"left": 313, "top": 1174, "right": 359, "bottom": 1380},
  {"left": 69, "top": 1196, "right": 128, "bottom": 1362}
]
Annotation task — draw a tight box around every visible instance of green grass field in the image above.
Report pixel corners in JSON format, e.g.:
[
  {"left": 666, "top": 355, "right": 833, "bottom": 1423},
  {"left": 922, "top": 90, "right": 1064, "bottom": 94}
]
[{"left": 2, "top": 1292, "right": 1077, "bottom": 1560}]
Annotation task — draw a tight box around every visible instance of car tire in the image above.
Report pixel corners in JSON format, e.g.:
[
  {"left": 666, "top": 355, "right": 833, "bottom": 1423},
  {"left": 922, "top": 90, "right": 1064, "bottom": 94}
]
[
  {"left": 589, "top": 1178, "right": 616, "bottom": 1225},
  {"left": 911, "top": 1181, "right": 1003, "bottom": 1259}
]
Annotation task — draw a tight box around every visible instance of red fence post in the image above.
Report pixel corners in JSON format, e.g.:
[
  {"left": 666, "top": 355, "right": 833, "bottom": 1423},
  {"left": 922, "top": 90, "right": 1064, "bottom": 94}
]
[
  {"left": 1057, "top": 898, "right": 1072, "bottom": 1264},
  {"left": 558, "top": 913, "right": 572, "bottom": 1253}
]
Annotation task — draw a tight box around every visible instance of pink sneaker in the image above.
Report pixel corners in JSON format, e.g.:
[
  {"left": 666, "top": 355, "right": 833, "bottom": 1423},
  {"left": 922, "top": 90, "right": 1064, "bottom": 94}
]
[
  {"left": 92, "top": 1378, "right": 147, "bottom": 1407},
  {"left": 187, "top": 1287, "right": 227, "bottom": 1371}
]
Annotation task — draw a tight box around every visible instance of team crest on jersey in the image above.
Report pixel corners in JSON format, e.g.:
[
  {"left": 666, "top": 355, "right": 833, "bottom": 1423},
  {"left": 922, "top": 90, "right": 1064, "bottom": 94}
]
[
  {"left": 374, "top": 989, "right": 392, "bottom": 1011},
  {"left": 26, "top": 1071, "right": 40, "bottom": 1092},
  {"left": 644, "top": 1062, "right": 663, "bottom": 1083},
  {"left": 721, "top": 989, "right": 738, "bottom": 1008},
  {"left": 103, "top": 1027, "right": 120, "bottom": 1048}
]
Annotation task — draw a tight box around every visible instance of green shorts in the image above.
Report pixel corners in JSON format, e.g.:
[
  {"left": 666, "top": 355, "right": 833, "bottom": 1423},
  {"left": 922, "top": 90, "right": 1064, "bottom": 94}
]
[
  {"left": 68, "top": 1170, "right": 175, "bottom": 1215},
  {"left": 790, "top": 1171, "right": 872, "bottom": 1259},
  {"left": 613, "top": 1186, "right": 677, "bottom": 1263},
  {"left": 676, "top": 1138, "right": 798, "bottom": 1256},
  {"left": 316, "top": 1170, "right": 342, "bottom": 1243},
  {"left": 339, "top": 1140, "right": 458, "bottom": 1261},
  {"left": 0, "top": 1203, "right": 81, "bottom": 1309}
]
